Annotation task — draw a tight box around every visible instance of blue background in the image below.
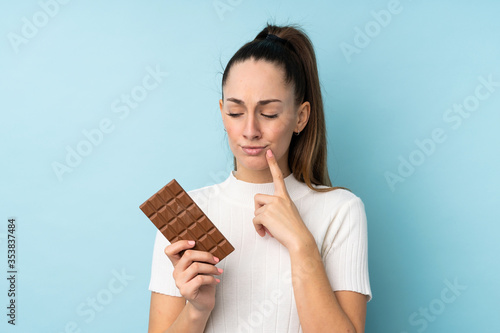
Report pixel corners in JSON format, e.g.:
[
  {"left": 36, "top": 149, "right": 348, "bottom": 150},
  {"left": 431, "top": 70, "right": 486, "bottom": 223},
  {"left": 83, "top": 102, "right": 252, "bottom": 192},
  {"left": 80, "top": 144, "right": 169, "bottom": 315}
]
[{"left": 1, "top": 0, "right": 499, "bottom": 332}]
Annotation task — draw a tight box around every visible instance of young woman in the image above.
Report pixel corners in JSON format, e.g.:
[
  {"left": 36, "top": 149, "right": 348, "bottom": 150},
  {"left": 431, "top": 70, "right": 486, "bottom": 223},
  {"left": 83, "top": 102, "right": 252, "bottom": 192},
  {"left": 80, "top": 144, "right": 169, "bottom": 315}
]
[{"left": 148, "top": 23, "right": 372, "bottom": 333}]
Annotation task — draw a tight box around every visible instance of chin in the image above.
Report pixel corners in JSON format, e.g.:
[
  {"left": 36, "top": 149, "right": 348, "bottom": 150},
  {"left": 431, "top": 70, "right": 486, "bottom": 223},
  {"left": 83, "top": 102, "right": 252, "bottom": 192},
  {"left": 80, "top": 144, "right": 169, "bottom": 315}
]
[{"left": 237, "top": 157, "right": 269, "bottom": 171}]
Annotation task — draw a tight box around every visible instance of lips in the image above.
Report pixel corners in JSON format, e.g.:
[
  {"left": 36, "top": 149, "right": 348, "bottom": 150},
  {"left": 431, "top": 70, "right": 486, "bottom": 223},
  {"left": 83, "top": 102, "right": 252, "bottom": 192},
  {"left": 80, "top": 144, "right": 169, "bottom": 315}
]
[{"left": 241, "top": 146, "right": 267, "bottom": 156}]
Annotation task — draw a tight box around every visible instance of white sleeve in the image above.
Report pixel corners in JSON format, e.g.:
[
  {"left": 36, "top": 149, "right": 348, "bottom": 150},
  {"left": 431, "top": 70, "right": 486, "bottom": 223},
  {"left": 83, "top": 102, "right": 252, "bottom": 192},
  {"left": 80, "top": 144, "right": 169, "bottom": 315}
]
[
  {"left": 148, "top": 230, "right": 183, "bottom": 297},
  {"left": 322, "top": 196, "right": 372, "bottom": 301}
]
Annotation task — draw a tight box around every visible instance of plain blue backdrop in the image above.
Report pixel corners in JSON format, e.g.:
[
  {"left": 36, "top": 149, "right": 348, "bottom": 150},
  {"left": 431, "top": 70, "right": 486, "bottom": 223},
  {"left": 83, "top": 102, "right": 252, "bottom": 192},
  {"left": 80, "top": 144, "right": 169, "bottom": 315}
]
[{"left": 1, "top": 0, "right": 499, "bottom": 332}]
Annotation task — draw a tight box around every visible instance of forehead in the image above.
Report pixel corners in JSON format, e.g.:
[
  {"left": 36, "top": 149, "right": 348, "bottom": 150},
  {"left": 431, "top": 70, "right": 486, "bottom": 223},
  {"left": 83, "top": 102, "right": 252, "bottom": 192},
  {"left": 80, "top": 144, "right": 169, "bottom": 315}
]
[{"left": 224, "top": 59, "right": 293, "bottom": 100}]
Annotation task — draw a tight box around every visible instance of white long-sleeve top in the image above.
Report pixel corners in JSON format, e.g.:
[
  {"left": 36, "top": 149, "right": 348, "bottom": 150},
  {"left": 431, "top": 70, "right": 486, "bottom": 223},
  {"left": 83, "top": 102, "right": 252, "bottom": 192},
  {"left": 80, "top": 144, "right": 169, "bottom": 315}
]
[{"left": 149, "top": 170, "right": 372, "bottom": 332}]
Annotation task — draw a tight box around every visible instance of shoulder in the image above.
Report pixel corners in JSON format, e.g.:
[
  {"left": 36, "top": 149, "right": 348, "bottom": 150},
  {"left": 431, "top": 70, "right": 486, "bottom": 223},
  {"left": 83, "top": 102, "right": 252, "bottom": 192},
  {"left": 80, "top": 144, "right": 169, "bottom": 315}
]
[
  {"left": 187, "top": 183, "right": 217, "bottom": 198},
  {"left": 308, "top": 184, "right": 365, "bottom": 210},
  {"left": 186, "top": 184, "right": 215, "bottom": 206},
  {"left": 309, "top": 186, "right": 367, "bottom": 235},
  {"left": 295, "top": 182, "right": 366, "bottom": 232},
  {"left": 186, "top": 177, "right": 230, "bottom": 209},
  {"left": 318, "top": 188, "right": 368, "bottom": 252},
  {"left": 187, "top": 179, "right": 226, "bottom": 199}
]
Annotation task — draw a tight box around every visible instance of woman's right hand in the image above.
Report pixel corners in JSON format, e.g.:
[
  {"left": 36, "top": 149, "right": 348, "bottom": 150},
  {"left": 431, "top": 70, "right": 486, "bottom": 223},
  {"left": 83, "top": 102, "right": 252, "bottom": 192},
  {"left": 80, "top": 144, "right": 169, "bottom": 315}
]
[{"left": 164, "top": 240, "right": 223, "bottom": 314}]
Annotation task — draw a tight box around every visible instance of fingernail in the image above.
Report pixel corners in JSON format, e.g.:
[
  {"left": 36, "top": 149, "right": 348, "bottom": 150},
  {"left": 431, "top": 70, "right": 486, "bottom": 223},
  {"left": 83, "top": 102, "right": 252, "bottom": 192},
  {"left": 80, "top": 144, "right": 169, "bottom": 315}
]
[
  {"left": 188, "top": 240, "right": 195, "bottom": 245},
  {"left": 213, "top": 256, "right": 220, "bottom": 263},
  {"left": 217, "top": 268, "right": 224, "bottom": 273},
  {"left": 216, "top": 278, "right": 221, "bottom": 283},
  {"left": 266, "top": 149, "right": 272, "bottom": 157}
]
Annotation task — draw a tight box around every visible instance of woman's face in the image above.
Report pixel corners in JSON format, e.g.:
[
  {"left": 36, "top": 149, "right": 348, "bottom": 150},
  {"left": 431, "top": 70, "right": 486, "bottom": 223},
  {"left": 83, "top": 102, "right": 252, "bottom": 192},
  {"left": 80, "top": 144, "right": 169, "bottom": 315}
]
[{"left": 219, "top": 59, "right": 309, "bottom": 182}]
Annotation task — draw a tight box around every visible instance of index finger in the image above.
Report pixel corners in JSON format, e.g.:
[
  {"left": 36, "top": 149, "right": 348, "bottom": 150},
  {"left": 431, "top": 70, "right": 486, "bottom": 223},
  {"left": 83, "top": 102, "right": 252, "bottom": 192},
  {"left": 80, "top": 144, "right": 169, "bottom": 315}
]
[
  {"left": 265, "top": 148, "right": 289, "bottom": 197},
  {"left": 164, "top": 239, "right": 195, "bottom": 265}
]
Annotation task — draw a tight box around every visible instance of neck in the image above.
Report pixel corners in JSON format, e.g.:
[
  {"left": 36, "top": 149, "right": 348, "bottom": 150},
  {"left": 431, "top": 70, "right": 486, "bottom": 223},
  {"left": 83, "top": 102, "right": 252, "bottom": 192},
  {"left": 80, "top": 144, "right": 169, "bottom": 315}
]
[
  {"left": 221, "top": 169, "right": 312, "bottom": 208},
  {"left": 233, "top": 167, "right": 292, "bottom": 184}
]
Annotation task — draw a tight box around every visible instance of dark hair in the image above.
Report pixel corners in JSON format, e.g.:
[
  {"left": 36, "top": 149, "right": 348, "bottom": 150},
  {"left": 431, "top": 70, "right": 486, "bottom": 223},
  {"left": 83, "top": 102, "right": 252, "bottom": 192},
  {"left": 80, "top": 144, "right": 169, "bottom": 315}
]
[{"left": 222, "top": 23, "right": 347, "bottom": 193}]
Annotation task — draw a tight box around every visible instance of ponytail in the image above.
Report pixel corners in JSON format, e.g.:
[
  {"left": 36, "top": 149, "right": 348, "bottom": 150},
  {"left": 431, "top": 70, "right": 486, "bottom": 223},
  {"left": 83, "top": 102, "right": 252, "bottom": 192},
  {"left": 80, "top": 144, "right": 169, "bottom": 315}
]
[{"left": 222, "top": 23, "right": 347, "bottom": 192}]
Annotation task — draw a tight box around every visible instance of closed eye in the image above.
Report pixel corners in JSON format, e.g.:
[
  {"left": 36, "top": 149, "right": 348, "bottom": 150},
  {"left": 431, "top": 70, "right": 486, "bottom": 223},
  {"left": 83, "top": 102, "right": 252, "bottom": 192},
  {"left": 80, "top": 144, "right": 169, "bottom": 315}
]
[{"left": 226, "top": 113, "right": 278, "bottom": 119}]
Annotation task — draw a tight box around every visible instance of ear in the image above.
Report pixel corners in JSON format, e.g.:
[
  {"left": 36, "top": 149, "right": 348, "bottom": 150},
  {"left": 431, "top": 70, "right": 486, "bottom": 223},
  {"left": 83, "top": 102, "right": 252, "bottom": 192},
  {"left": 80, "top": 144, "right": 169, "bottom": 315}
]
[
  {"left": 220, "top": 99, "right": 227, "bottom": 131},
  {"left": 295, "top": 101, "right": 310, "bottom": 132}
]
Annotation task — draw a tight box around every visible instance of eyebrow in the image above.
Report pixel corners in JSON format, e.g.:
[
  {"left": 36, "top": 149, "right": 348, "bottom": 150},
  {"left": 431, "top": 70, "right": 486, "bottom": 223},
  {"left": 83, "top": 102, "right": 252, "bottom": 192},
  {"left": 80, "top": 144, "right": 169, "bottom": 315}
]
[{"left": 226, "top": 97, "right": 283, "bottom": 105}]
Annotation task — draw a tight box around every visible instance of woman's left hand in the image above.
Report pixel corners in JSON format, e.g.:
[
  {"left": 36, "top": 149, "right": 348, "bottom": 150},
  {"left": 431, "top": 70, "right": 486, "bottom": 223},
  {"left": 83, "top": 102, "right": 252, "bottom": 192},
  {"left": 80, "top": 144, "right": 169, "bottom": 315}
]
[{"left": 253, "top": 149, "right": 313, "bottom": 250}]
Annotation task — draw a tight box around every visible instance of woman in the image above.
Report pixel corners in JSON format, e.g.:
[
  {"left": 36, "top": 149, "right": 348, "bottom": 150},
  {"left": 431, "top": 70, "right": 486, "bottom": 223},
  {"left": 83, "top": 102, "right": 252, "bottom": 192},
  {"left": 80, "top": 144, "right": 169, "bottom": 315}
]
[{"left": 148, "top": 23, "right": 372, "bottom": 333}]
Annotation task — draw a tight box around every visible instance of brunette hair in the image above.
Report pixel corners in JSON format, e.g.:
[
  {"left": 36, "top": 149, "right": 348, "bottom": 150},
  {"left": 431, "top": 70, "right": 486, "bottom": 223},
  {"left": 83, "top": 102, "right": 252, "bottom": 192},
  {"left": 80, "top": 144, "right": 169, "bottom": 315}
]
[{"left": 222, "top": 23, "right": 346, "bottom": 192}]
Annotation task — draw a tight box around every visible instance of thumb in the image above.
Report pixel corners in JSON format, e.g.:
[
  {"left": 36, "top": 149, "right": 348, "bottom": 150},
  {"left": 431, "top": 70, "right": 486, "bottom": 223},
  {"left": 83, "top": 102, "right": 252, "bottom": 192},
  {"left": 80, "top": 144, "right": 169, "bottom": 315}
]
[
  {"left": 254, "top": 223, "right": 266, "bottom": 237},
  {"left": 263, "top": 226, "right": 273, "bottom": 237}
]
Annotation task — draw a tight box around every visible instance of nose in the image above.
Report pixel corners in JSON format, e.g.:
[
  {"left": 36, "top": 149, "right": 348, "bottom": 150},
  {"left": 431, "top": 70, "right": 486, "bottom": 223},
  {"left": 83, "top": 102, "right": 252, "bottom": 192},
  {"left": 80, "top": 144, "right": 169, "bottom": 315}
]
[{"left": 242, "top": 113, "right": 261, "bottom": 140}]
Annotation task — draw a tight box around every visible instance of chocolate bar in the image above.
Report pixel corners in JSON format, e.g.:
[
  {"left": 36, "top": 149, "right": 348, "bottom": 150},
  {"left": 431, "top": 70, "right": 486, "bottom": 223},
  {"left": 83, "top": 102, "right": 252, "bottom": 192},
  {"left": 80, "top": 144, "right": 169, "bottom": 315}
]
[{"left": 140, "top": 179, "right": 234, "bottom": 261}]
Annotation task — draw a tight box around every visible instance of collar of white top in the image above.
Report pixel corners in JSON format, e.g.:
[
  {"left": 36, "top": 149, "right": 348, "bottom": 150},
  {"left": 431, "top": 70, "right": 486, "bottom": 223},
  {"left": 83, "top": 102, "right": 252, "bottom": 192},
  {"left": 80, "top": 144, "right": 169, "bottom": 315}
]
[{"left": 215, "top": 170, "right": 313, "bottom": 206}]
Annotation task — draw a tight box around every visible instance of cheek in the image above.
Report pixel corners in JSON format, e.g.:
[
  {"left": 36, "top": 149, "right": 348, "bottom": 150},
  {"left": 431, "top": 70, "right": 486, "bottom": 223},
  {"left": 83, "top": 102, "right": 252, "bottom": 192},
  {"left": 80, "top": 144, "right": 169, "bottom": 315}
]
[
  {"left": 225, "top": 127, "right": 238, "bottom": 145},
  {"left": 269, "top": 121, "right": 292, "bottom": 138},
  {"left": 225, "top": 120, "right": 246, "bottom": 137}
]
